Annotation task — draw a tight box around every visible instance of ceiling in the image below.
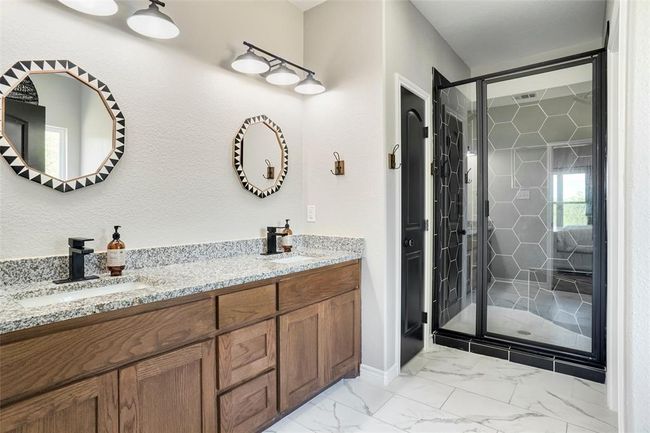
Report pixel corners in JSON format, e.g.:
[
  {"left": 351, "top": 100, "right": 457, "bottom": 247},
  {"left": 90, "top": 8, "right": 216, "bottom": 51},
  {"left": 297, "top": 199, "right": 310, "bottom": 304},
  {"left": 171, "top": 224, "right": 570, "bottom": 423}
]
[
  {"left": 287, "top": 0, "right": 327, "bottom": 11},
  {"left": 410, "top": 0, "right": 607, "bottom": 72}
]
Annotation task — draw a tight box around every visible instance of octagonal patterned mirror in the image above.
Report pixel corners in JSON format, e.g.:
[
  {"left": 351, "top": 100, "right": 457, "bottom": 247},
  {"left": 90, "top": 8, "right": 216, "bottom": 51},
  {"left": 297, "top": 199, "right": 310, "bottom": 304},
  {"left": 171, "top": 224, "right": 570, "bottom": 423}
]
[
  {"left": 0, "top": 60, "right": 124, "bottom": 192},
  {"left": 233, "top": 115, "right": 288, "bottom": 198}
]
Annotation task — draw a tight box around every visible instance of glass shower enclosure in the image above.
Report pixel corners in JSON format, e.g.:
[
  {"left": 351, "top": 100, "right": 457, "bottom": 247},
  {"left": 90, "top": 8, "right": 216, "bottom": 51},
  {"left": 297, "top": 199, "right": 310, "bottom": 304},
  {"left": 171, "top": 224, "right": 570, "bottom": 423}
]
[{"left": 433, "top": 52, "right": 606, "bottom": 367}]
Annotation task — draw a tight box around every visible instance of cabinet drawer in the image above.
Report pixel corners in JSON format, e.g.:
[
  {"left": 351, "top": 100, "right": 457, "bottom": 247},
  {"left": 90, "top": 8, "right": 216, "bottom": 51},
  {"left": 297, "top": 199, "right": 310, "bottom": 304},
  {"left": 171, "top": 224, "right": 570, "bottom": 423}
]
[
  {"left": 218, "top": 319, "right": 275, "bottom": 389},
  {"left": 279, "top": 263, "right": 359, "bottom": 311},
  {"left": 218, "top": 284, "right": 276, "bottom": 329},
  {"left": 0, "top": 299, "right": 215, "bottom": 404},
  {"left": 219, "top": 371, "right": 277, "bottom": 433}
]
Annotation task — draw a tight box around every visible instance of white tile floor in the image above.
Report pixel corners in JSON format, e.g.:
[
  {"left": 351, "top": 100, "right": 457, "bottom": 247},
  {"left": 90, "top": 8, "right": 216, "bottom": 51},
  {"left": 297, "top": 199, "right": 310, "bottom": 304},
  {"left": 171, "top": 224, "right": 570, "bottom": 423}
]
[{"left": 264, "top": 344, "right": 617, "bottom": 433}]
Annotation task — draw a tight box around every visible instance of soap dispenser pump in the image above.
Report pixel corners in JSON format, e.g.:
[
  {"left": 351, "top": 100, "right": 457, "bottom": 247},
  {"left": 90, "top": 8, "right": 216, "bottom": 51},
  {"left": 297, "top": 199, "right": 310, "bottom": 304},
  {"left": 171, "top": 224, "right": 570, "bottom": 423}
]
[
  {"left": 280, "top": 219, "right": 293, "bottom": 252},
  {"left": 107, "top": 225, "right": 126, "bottom": 276}
]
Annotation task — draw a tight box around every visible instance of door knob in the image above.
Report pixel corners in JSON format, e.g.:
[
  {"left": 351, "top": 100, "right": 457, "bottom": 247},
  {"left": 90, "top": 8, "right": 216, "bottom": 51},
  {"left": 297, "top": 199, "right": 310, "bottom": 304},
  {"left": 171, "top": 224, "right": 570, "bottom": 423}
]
[
  {"left": 404, "top": 239, "right": 414, "bottom": 247},
  {"left": 457, "top": 229, "right": 467, "bottom": 235}
]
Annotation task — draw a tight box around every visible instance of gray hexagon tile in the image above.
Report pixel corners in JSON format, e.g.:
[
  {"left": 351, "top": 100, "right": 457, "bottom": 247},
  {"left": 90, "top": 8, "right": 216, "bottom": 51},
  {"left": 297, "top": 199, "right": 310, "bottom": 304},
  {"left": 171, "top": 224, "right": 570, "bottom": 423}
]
[
  {"left": 488, "top": 96, "right": 518, "bottom": 122},
  {"left": 515, "top": 162, "right": 546, "bottom": 188},
  {"left": 490, "top": 176, "right": 518, "bottom": 201},
  {"left": 571, "top": 126, "right": 592, "bottom": 142},
  {"left": 514, "top": 132, "right": 546, "bottom": 148},
  {"left": 516, "top": 147, "right": 547, "bottom": 162},
  {"left": 539, "top": 86, "right": 574, "bottom": 115},
  {"left": 489, "top": 122, "right": 518, "bottom": 149},
  {"left": 514, "top": 243, "right": 546, "bottom": 270},
  {"left": 489, "top": 229, "right": 519, "bottom": 255},
  {"left": 513, "top": 105, "right": 546, "bottom": 133},
  {"left": 514, "top": 216, "right": 547, "bottom": 243},
  {"left": 489, "top": 149, "right": 514, "bottom": 176},
  {"left": 540, "top": 115, "right": 577, "bottom": 143},
  {"left": 514, "top": 188, "right": 546, "bottom": 215},
  {"left": 491, "top": 202, "right": 520, "bottom": 229}
]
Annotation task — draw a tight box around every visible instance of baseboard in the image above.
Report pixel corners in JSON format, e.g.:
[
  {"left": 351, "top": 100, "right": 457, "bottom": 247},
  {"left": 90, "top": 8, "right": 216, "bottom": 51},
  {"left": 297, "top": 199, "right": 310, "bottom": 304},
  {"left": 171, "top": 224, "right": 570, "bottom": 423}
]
[{"left": 359, "top": 363, "right": 400, "bottom": 386}]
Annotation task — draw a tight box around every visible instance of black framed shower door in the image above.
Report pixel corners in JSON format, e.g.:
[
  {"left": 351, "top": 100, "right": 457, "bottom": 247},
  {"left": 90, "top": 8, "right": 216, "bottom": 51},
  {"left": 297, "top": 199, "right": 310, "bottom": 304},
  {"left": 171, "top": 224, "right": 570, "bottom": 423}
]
[{"left": 432, "top": 50, "right": 607, "bottom": 371}]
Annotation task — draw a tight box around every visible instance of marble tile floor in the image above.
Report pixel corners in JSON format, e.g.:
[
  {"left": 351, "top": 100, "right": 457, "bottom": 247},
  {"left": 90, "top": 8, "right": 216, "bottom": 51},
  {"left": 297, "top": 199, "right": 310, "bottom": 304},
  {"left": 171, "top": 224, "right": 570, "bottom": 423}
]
[
  {"left": 264, "top": 344, "right": 617, "bottom": 433},
  {"left": 441, "top": 304, "right": 592, "bottom": 352}
]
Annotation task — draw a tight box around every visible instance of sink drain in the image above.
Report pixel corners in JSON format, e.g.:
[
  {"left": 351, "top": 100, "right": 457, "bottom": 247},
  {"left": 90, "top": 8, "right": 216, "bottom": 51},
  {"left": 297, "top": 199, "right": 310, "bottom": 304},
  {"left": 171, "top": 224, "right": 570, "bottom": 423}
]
[{"left": 517, "top": 330, "right": 532, "bottom": 336}]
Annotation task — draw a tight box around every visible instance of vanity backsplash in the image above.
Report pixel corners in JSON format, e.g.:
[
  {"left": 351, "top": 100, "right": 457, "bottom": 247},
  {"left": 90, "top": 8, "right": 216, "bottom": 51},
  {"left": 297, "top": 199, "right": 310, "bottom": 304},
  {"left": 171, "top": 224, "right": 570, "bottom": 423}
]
[{"left": 0, "top": 235, "right": 364, "bottom": 286}]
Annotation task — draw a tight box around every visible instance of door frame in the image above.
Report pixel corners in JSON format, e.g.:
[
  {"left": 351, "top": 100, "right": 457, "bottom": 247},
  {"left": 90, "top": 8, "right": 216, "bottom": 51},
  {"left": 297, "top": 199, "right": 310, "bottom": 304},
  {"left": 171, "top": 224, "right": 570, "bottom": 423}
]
[{"left": 393, "top": 74, "right": 433, "bottom": 371}]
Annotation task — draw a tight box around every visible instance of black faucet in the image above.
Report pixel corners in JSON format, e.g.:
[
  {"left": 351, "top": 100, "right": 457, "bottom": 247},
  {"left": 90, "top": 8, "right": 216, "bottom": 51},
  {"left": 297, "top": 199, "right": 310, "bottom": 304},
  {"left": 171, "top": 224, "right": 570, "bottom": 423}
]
[
  {"left": 54, "top": 238, "right": 99, "bottom": 284},
  {"left": 262, "top": 226, "right": 286, "bottom": 255}
]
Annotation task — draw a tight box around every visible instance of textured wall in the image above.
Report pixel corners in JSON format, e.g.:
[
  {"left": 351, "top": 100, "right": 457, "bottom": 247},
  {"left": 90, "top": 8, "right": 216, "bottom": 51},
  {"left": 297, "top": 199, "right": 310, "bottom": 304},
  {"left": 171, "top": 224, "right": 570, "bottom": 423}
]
[
  {"left": 626, "top": 1, "right": 650, "bottom": 430},
  {"left": 0, "top": 0, "right": 304, "bottom": 259}
]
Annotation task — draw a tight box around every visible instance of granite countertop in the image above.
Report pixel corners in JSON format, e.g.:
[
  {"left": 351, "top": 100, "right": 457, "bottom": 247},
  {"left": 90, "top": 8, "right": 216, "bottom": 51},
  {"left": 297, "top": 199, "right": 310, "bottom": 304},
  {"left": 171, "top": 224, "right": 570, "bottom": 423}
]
[{"left": 0, "top": 248, "right": 361, "bottom": 335}]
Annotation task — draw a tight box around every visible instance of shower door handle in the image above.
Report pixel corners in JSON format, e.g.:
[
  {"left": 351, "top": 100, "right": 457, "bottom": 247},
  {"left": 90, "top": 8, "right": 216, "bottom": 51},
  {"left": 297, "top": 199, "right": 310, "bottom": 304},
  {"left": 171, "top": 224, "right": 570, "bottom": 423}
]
[{"left": 457, "top": 228, "right": 467, "bottom": 236}]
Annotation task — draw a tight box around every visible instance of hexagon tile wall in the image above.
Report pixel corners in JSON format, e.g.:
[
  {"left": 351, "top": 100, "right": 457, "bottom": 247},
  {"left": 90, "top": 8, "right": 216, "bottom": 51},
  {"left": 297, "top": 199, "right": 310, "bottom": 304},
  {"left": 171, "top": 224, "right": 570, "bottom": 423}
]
[{"left": 486, "top": 81, "right": 594, "bottom": 338}]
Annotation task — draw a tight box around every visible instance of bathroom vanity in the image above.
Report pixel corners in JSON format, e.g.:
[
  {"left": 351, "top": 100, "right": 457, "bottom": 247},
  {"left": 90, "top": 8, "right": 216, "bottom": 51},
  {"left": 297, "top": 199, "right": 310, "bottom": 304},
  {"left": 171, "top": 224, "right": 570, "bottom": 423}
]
[{"left": 0, "top": 242, "right": 362, "bottom": 433}]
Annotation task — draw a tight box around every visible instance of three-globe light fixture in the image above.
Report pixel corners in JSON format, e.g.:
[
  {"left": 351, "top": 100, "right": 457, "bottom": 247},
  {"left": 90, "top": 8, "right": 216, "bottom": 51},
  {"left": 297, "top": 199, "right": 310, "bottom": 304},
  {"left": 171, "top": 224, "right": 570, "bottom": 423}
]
[
  {"left": 58, "top": 0, "right": 180, "bottom": 40},
  {"left": 231, "top": 42, "right": 326, "bottom": 95}
]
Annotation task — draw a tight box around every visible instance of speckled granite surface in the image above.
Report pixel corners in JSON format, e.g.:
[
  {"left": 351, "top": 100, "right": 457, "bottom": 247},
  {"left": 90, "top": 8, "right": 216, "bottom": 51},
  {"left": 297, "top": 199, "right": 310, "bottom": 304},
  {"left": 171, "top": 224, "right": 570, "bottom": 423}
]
[
  {"left": 0, "top": 236, "right": 363, "bottom": 334},
  {"left": 0, "top": 235, "right": 364, "bottom": 286}
]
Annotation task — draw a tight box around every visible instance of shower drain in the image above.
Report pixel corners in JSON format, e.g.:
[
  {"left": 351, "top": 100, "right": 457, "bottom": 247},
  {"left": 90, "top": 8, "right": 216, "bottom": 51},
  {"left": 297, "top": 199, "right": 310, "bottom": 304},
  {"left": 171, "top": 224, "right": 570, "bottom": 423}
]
[{"left": 517, "top": 330, "right": 532, "bottom": 336}]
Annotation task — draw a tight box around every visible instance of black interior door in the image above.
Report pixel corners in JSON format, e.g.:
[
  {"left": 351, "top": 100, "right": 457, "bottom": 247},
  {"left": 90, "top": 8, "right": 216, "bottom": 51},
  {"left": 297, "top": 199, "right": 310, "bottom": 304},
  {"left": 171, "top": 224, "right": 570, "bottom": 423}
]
[{"left": 400, "top": 87, "right": 426, "bottom": 366}]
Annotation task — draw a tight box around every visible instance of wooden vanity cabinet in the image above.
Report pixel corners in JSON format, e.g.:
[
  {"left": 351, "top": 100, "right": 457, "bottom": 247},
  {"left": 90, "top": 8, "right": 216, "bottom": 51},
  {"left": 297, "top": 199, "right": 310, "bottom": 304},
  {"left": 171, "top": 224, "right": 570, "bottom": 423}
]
[
  {"left": 0, "top": 372, "right": 118, "bottom": 433},
  {"left": 0, "top": 260, "right": 361, "bottom": 433},
  {"left": 118, "top": 340, "right": 216, "bottom": 433}
]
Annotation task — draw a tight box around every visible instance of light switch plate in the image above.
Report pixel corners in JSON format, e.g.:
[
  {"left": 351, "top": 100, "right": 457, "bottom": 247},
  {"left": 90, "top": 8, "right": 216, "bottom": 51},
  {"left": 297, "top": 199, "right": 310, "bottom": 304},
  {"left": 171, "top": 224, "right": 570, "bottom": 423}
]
[
  {"left": 516, "top": 189, "right": 530, "bottom": 200},
  {"left": 307, "top": 205, "right": 316, "bottom": 222}
]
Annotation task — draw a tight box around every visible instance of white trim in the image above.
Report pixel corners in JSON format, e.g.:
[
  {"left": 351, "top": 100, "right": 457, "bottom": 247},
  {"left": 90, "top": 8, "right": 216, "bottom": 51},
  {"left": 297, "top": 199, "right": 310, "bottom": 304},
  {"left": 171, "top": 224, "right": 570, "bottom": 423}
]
[
  {"left": 359, "top": 363, "right": 400, "bottom": 387},
  {"left": 393, "top": 74, "right": 434, "bottom": 369}
]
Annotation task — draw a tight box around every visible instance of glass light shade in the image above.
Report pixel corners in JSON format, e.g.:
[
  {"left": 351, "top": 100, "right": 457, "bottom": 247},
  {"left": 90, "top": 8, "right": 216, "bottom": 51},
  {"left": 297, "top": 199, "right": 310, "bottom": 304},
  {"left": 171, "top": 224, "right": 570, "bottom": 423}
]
[
  {"left": 127, "top": 3, "right": 180, "bottom": 40},
  {"left": 294, "top": 74, "right": 326, "bottom": 95},
  {"left": 265, "top": 64, "right": 300, "bottom": 86},
  {"left": 231, "top": 49, "right": 270, "bottom": 74},
  {"left": 58, "top": 0, "right": 118, "bottom": 16}
]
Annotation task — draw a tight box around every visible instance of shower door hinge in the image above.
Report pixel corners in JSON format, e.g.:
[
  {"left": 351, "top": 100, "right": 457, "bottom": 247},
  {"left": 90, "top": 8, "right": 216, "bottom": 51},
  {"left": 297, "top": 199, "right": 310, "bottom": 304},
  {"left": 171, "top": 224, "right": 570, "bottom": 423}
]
[
  {"left": 431, "top": 161, "right": 436, "bottom": 176},
  {"left": 485, "top": 200, "right": 490, "bottom": 217},
  {"left": 423, "top": 126, "right": 429, "bottom": 138},
  {"left": 422, "top": 311, "right": 428, "bottom": 324},
  {"left": 424, "top": 219, "right": 430, "bottom": 231}
]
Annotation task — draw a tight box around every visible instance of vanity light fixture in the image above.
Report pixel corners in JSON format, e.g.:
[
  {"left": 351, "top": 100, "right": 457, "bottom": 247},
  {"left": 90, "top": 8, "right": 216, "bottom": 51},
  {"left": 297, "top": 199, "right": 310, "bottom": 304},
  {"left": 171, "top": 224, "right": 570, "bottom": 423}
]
[
  {"left": 295, "top": 73, "right": 326, "bottom": 95},
  {"left": 232, "top": 42, "right": 325, "bottom": 95},
  {"left": 58, "top": 0, "right": 118, "bottom": 16},
  {"left": 127, "top": 0, "right": 180, "bottom": 40},
  {"left": 266, "top": 64, "right": 300, "bottom": 86},
  {"left": 231, "top": 48, "right": 270, "bottom": 74}
]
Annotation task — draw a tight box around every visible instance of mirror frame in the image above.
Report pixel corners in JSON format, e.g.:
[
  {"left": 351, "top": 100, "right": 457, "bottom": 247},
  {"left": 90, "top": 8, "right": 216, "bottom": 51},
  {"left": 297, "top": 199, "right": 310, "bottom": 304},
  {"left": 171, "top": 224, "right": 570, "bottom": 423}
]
[
  {"left": 0, "top": 60, "right": 124, "bottom": 192},
  {"left": 233, "top": 114, "right": 288, "bottom": 198}
]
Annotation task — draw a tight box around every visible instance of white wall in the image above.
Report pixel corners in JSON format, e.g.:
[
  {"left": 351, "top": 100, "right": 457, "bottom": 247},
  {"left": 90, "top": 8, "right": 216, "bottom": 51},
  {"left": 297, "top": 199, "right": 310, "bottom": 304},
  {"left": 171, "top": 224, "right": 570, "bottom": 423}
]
[
  {"left": 302, "top": 0, "right": 387, "bottom": 371},
  {"left": 471, "top": 39, "right": 603, "bottom": 77},
  {"left": 302, "top": 0, "right": 469, "bottom": 374},
  {"left": 624, "top": 1, "right": 650, "bottom": 430},
  {"left": 384, "top": 0, "right": 469, "bottom": 373},
  {"left": 0, "top": 0, "right": 305, "bottom": 259}
]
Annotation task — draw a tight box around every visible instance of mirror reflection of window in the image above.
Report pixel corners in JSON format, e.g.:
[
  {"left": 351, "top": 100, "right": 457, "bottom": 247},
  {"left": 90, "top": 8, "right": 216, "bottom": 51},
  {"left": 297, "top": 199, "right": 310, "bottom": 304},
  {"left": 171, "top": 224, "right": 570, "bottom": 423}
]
[
  {"left": 552, "top": 172, "right": 589, "bottom": 230},
  {"left": 44, "top": 125, "right": 68, "bottom": 179}
]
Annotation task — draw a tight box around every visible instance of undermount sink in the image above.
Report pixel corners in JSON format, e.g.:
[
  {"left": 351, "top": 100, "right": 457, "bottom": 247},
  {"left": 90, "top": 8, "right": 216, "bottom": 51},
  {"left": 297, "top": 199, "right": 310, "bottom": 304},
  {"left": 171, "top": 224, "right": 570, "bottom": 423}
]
[
  {"left": 14, "top": 277, "right": 154, "bottom": 308},
  {"left": 270, "top": 255, "right": 315, "bottom": 264}
]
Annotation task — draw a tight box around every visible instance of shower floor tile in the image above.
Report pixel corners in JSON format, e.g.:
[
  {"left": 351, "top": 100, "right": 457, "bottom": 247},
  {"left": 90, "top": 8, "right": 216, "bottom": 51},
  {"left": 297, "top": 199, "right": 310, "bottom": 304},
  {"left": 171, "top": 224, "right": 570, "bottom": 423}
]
[
  {"left": 442, "top": 303, "right": 592, "bottom": 351},
  {"left": 264, "top": 344, "right": 617, "bottom": 433}
]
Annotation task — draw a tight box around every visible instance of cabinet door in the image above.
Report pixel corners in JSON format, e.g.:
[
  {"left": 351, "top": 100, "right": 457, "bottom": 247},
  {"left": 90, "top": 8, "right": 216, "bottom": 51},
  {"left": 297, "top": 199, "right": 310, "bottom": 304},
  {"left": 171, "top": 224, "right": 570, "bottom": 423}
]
[
  {"left": 119, "top": 340, "right": 216, "bottom": 433},
  {"left": 0, "top": 372, "right": 118, "bottom": 433},
  {"left": 218, "top": 319, "right": 276, "bottom": 389},
  {"left": 324, "top": 290, "right": 361, "bottom": 383},
  {"left": 219, "top": 371, "right": 277, "bottom": 433},
  {"left": 279, "top": 303, "right": 325, "bottom": 412}
]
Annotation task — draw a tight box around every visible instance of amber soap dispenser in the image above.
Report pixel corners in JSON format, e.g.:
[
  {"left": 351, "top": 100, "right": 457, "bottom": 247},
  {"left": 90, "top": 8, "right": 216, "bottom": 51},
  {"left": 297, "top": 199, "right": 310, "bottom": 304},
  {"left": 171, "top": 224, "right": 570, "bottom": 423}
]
[{"left": 107, "top": 225, "right": 126, "bottom": 276}]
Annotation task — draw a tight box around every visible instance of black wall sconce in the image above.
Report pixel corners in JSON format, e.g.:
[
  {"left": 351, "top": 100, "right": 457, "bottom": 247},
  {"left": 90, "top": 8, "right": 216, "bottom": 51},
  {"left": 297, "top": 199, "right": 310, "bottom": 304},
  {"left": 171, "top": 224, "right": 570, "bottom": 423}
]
[
  {"left": 388, "top": 144, "right": 401, "bottom": 169},
  {"left": 330, "top": 152, "right": 345, "bottom": 175},
  {"left": 263, "top": 159, "right": 275, "bottom": 180}
]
